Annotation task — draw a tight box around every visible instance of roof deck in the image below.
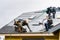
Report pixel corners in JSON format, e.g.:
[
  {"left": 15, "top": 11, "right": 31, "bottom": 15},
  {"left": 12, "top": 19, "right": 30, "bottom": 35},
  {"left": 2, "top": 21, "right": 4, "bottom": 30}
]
[{"left": 0, "top": 11, "right": 60, "bottom": 36}]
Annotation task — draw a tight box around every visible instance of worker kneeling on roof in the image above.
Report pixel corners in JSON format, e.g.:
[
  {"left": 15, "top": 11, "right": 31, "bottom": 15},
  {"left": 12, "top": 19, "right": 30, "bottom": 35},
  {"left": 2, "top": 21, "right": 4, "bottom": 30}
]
[
  {"left": 44, "top": 16, "right": 53, "bottom": 31},
  {"left": 14, "top": 19, "right": 27, "bottom": 33},
  {"left": 14, "top": 19, "right": 32, "bottom": 33},
  {"left": 41, "top": 16, "right": 53, "bottom": 31}
]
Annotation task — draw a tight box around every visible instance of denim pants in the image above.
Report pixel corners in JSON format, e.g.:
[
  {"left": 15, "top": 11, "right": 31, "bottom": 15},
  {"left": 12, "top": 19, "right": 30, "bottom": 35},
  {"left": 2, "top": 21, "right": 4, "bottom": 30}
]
[
  {"left": 45, "top": 23, "right": 50, "bottom": 31},
  {"left": 53, "top": 13, "right": 55, "bottom": 18}
]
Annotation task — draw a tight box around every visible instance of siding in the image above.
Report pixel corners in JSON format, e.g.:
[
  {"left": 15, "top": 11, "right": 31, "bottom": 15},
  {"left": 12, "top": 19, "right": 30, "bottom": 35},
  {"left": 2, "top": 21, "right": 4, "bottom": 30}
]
[{"left": 5, "top": 30, "right": 59, "bottom": 40}]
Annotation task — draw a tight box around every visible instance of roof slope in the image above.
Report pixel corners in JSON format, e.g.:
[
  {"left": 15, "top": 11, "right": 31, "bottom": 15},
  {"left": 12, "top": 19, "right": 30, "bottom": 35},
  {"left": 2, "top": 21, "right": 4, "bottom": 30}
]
[{"left": 0, "top": 11, "right": 60, "bottom": 33}]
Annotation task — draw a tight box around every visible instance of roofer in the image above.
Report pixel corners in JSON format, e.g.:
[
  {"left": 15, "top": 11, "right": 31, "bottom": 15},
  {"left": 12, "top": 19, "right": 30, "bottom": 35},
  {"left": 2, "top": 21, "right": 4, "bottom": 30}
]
[
  {"left": 45, "top": 19, "right": 53, "bottom": 31},
  {"left": 14, "top": 19, "right": 26, "bottom": 33},
  {"left": 46, "top": 7, "right": 52, "bottom": 19},
  {"left": 46, "top": 7, "right": 56, "bottom": 19},
  {"left": 42, "top": 16, "right": 53, "bottom": 31}
]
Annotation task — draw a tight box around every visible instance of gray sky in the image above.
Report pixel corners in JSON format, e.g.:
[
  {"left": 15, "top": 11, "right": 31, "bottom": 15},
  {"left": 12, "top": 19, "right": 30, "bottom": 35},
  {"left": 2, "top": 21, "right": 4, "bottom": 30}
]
[{"left": 0, "top": 0, "right": 60, "bottom": 28}]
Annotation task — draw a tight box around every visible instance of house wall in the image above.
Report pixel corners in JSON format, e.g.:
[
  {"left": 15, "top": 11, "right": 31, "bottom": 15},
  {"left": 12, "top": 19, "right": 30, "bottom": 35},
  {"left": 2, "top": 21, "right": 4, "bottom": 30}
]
[
  {"left": 5, "top": 30, "right": 59, "bottom": 40},
  {"left": 5, "top": 36, "right": 59, "bottom": 40},
  {"left": 5, "top": 32, "right": 59, "bottom": 40}
]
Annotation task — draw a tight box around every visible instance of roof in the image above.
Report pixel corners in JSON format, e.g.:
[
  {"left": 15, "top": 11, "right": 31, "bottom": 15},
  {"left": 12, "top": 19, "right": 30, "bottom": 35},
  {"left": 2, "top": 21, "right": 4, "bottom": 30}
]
[{"left": 0, "top": 11, "right": 60, "bottom": 34}]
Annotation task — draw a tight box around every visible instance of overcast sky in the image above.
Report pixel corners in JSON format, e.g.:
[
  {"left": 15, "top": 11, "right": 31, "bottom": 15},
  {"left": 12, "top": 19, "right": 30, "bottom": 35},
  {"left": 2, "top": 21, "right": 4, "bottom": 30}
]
[{"left": 0, "top": 0, "right": 60, "bottom": 28}]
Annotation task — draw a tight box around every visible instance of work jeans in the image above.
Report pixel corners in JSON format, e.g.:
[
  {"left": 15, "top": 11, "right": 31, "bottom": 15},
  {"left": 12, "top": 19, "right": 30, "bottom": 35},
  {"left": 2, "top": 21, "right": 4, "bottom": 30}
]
[
  {"left": 53, "top": 13, "right": 55, "bottom": 19},
  {"left": 48, "top": 13, "right": 56, "bottom": 19},
  {"left": 45, "top": 23, "right": 51, "bottom": 31}
]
